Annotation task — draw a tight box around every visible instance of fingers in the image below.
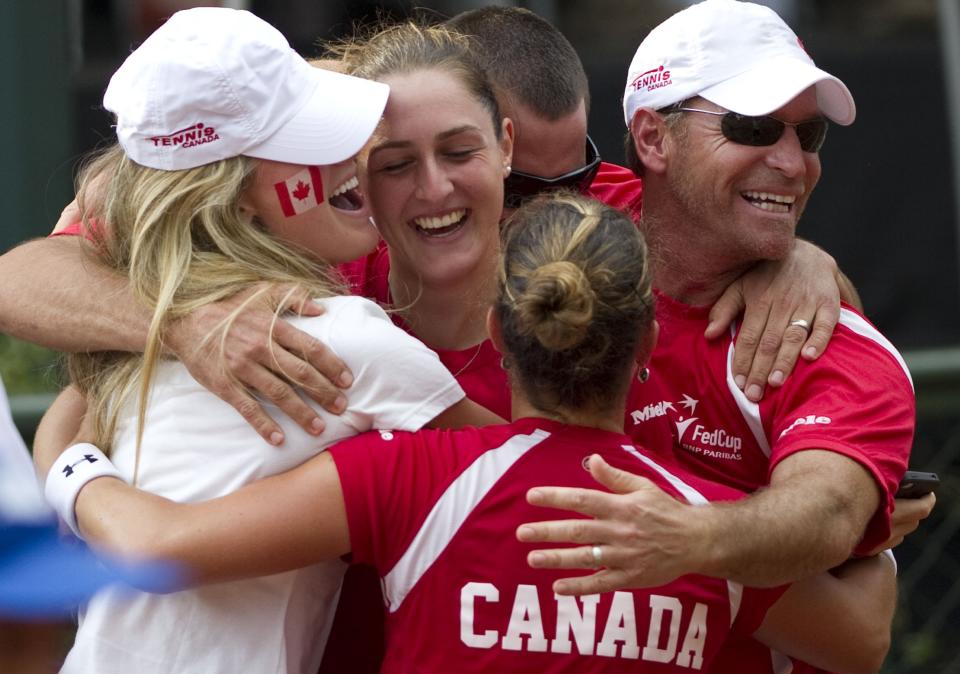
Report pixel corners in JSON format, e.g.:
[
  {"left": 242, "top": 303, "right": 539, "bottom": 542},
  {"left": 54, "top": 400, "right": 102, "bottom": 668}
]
[
  {"left": 271, "top": 319, "right": 353, "bottom": 392},
  {"left": 800, "top": 301, "right": 839, "bottom": 362},
  {"left": 760, "top": 309, "right": 818, "bottom": 390},
  {"left": 516, "top": 516, "right": 612, "bottom": 545},
  {"left": 527, "top": 542, "right": 632, "bottom": 572},
  {"left": 866, "top": 494, "right": 938, "bottom": 555},
  {"left": 273, "top": 284, "right": 324, "bottom": 318},
  {"left": 212, "top": 373, "right": 290, "bottom": 446},
  {"left": 891, "top": 493, "right": 937, "bottom": 526},
  {"left": 705, "top": 280, "right": 744, "bottom": 339},
  {"left": 730, "top": 294, "right": 776, "bottom": 401},
  {"left": 587, "top": 455, "right": 658, "bottom": 496},
  {"left": 551, "top": 568, "right": 635, "bottom": 596},
  {"left": 524, "top": 485, "right": 622, "bottom": 520}
]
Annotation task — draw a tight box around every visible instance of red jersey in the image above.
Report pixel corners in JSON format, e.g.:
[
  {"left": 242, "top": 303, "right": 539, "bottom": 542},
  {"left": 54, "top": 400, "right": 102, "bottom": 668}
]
[
  {"left": 337, "top": 241, "right": 511, "bottom": 419},
  {"left": 625, "top": 293, "right": 914, "bottom": 674},
  {"left": 587, "top": 161, "right": 644, "bottom": 222},
  {"left": 627, "top": 292, "right": 914, "bottom": 554},
  {"left": 331, "top": 418, "right": 784, "bottom": 673},
  {"left": 322, "top": 163, "right": 645, "bottom": 673}
]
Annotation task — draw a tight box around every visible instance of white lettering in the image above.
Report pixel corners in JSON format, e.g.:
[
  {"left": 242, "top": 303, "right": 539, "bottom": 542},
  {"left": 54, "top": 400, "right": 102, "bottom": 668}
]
[
  {"left": 551, "top": 593, "right": 600, "bottom": 655},
  {"left": 690, "top": 425, "right": 742, "bottom": 451},
  {"left": 676, "top": 602, "right": 707, "bottom": 669},
  {"left": 458, "top": 582, "right": 710, "bottom": 666},
  {"left": 597, "top": 591, "right": 640, "bottom": 659},
  {"left": 502, "top": 584, "right": 548, "bottom": 652},
  {"left": 779, "top": 414, "right": 832, "bottom": 439},
  {"left": 460, "top": 582, "right": 498, "bottom": 648},
  {"left": 631, "top": 401, "right": 672, "bottom": 424},
  {"left": 643, "top": 595, "right": 682, "bottom": 663}
]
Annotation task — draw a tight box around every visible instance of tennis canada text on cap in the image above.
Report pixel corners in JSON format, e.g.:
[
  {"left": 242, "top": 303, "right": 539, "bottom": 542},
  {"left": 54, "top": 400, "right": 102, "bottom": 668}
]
[
  {"left": 104, "top": 7, "right": 389, "bottom": 171},
  {"left": 622, "top": 0, "right": 856, "bottom": 128}
]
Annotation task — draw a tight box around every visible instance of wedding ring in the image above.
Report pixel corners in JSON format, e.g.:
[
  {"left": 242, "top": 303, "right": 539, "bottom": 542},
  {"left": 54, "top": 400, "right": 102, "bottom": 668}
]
[
  {"left": 591, "top": 545, "right": 603, "bottom": 567},
  {"left": 789, "top": 318, "right": 811, "bottom": 333}
]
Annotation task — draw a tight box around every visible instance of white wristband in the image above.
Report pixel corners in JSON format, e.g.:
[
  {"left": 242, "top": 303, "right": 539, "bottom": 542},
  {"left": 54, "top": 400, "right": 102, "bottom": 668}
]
[{"left": 44, "top": 443, "right": 124, "bottom": 537}]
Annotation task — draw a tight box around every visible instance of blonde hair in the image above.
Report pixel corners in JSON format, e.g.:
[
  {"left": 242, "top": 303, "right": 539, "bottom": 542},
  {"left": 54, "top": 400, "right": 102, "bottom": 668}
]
[
  {"left": 327, "top": 21, "right": 501, "bottom": 139},
  {"left": 496, "top": 191, "right": 654, "bottom": 415},
  {"left": 69, "top": 146, "right": 342, "bottom": 471}
]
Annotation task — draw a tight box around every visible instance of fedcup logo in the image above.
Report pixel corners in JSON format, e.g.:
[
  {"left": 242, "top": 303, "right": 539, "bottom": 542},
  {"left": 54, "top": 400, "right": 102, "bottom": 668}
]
[
  {"left": 630, "top": 65, "right": 672, "bottom": 94},
  {"left": 148, "top": 122, "right": 221, "bottom": 149}
]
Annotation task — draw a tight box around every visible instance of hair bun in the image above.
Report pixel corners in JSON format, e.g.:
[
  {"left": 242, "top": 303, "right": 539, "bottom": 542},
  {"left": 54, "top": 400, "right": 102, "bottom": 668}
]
[{"left": 516, "top": 260, "right": 595, "bottom": 351}]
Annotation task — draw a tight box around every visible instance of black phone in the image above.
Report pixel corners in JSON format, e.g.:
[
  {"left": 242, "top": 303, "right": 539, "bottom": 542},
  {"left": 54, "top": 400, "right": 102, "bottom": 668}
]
[{"left": 896, "top": 470, "right": 940, "bottom": 498}]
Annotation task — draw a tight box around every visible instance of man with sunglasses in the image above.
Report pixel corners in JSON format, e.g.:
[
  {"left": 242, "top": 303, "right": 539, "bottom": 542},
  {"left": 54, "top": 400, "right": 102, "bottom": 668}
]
[
  {"left": 448, "top": 5, "right": 865, "bottom": 406},
  {"left": 518, "top": 1, "right": 917, "bottom": 671}
]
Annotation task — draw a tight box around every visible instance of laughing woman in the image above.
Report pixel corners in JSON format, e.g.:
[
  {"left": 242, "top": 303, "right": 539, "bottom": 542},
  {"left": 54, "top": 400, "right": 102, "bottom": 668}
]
[{"left": 44, "top": 8, "right": 496, "bottom": 674}]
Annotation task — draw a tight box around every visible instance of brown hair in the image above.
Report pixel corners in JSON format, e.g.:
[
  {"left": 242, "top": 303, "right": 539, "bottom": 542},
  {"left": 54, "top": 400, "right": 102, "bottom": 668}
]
[
  {"left": 446, "top": 7, "right": 590, "bottom": 119},
  {"left": 329, "top": 21, "right": 502, "bottom": 138},
  {"left": 496, "top": 192, "right": 654, "bottom": 415}
]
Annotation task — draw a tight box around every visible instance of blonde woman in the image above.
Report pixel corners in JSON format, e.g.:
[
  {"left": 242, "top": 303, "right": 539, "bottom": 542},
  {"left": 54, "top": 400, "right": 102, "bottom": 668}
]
[{"left": 45, "top": 8, "right": 496, "bottom": 674}]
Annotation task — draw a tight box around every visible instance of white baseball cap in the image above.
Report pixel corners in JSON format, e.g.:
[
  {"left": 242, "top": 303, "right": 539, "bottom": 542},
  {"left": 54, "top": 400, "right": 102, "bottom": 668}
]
[
  {"left": 623, "top": 0, "right": 855, "bottom": 127},
  {"left": 104, "top": 7, "right": 390, "bottom": 171}
]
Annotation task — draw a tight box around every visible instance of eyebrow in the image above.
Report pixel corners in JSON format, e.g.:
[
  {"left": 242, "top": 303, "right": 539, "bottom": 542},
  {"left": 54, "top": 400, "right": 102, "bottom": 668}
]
[{"left": 369, "top": 125, "right": 484, "bottom": 155}]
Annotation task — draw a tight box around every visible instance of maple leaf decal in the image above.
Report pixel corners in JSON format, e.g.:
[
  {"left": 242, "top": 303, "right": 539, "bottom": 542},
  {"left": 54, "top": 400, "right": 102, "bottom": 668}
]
[{"left": 292, "top": 180, "right": 311, "bottom": 201}]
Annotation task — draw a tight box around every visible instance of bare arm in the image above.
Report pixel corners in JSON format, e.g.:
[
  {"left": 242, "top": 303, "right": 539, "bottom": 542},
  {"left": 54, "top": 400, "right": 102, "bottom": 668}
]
[
  {"left": 755, "top": 554, "right": 895, "bottom": 674},
  {"left": 0, "top": 237, "right": 149, "bottom": 352},
  {"left": 32, "top": 391, "right": 350, "bottom": 587},
  {"left": 516, "top": 449, "right": 880, "bottom": 593},
  {"left": 696, "top": 450, "right": 879, "bottom": 584},
  {"left": 73, "top": 453, "right": 349, "bottom": 585},
  {"left": 705, "top": 239, "right": 863, "bottom": 402},
  {"left": 0, "top": 236, "right": 358, "bottom": 444}
]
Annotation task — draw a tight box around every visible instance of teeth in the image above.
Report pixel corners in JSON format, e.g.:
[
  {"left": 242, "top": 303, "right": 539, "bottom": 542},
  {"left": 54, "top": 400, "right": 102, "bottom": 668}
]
[
  {"left": 414, "top": 210, "right": 466, "bottom": 230},
  {"left": 332, "top": 176, "right": 359, "bottom": 197},
  {"left": 742, "top": 191, "right": 796, "bottom": 204},
  {"left": 752, "top": 201, "right": 789, "bottom": 212}
]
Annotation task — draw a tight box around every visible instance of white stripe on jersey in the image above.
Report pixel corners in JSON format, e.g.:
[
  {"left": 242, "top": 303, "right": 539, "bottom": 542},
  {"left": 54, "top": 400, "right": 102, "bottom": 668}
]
[
  {"left": 723, "top": 310, "right": 914, "bottom": 460},
  {"left": 382, "top": 428, "right": 551, "bottom": 613},
  {"left": 620, "top": 445, "right": 745, "bottom": 626},
  {"left": 838, "top": 308, "right": 914, "bottom": 390},
  {"left": 725, "top": 324, "right": 772, "bottom": 458}
]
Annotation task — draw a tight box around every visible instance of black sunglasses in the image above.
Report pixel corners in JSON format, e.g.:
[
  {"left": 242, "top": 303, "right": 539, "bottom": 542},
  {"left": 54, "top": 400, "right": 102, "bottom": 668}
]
[
  {"left": 503, "top": 135, "right": 602, "bottom": 210},
  {"left": 673, "top": 108, "right": 829, "bottom": 153}
]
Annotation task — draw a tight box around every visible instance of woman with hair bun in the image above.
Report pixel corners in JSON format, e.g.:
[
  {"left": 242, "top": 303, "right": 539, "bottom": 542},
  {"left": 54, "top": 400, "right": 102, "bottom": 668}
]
[{"left": 37, "top": 191, "right": 869, "bottom": 673}]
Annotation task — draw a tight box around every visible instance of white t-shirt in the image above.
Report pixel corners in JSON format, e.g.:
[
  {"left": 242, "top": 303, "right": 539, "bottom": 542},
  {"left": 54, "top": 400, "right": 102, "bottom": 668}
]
[{"left": 61, "top": 296, "right": 465, "bottom": 674}]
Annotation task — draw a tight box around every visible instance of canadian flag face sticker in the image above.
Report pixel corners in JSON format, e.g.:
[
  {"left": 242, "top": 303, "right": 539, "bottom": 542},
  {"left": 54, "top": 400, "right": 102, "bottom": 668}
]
[{"left": 274, "top": 166, "right": 324, "bottom": 217}]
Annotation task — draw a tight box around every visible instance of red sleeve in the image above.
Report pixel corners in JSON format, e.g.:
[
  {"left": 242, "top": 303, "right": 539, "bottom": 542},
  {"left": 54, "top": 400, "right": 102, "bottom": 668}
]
[
  {"left": 336, "top": 239, "right": 390, "bottom": 300},
  {"left": 765, "top": 307, "right": 914, "bottom": 555},
  {"left": 329, "top": 427, "right": 484, "bottom": 573},
  {"left": 585, "top": 162, "right": 644, "bottom": 222}
]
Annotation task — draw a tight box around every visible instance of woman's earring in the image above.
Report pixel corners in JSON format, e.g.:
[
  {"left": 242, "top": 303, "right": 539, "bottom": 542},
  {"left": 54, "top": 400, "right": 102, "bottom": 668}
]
[
  {"left": 504, "top": 165, "right": 512, "bottom": 177},
  {"left": 637, "top": 366, "right": 650, "bottom": 383},
  {"left": 500, "top": 357, "right": 511, "bottom": 370}
]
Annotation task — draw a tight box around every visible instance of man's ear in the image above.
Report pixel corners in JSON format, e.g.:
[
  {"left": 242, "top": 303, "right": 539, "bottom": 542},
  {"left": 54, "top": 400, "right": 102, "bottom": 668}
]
[{"left": 630, "top": 108, "right": 670, "bottom": 175}]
